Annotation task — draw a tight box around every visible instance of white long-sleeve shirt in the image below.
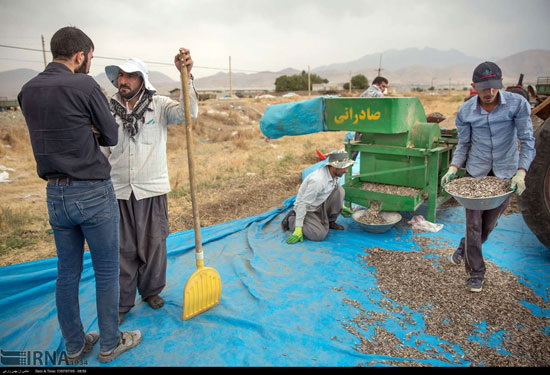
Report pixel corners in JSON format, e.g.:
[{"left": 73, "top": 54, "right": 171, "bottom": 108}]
[
  {"left": 293, "top": 165, "right": 339, "bottom": 227},
  {"left": 359, "top": 84, "right": 384, "bottom": 98},
  {"left": 101, "top": 83, "right": 198, "bottom": 200}
]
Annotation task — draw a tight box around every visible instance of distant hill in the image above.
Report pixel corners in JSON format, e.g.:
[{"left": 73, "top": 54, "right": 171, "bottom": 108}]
[
  {"left": 1, "top": 48, "right": 549, "bottom": 97},
  {"left": 193, "top": 49, "right": 550, "bottom": 90},
  {"left": 0, "top": 69, "right": 40, "bottom": 99},
  {"left": 496, "top": 49, "right": 550, "bottom": 84},
  {"left": 193, "top": 68, "right": 300, "bottom": 91},
  {"left": 312, "top": 48, "right": 550, "bottom": 89},
  {"left": 314, "top": 47, "right": 481, "bottom": 73}
]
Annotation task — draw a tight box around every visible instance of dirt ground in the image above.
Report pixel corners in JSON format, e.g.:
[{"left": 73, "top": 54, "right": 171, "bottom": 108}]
[{"left": 0, "top": 90, "right": 515, "bottom": 265}]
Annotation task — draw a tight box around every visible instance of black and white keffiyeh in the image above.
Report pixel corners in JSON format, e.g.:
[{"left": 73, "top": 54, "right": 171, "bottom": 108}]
[{"left": 110, "top": 91, "right": 154, "bottom": 138}]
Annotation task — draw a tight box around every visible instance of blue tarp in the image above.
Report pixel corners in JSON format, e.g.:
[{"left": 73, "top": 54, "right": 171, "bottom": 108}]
[
  {"left": 1, "top": 167, "right": 549, "bottom": 367},
  {"left": 259, "top": 97, "right": 327, "bottom": 139}
]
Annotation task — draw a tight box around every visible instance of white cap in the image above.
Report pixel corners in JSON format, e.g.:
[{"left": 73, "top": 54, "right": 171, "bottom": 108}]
[{"left": 105, "top": 57, "right": 156, "bottom": 93}]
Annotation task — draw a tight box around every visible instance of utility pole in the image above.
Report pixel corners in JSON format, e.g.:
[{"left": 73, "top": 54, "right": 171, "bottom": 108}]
[
  {"left": 377, "top": 53, "right": 383, "bottom": 77},
  {"left": 229, "top": 56, "right": 232, "bottom": 98},
  {"left": 41, "top": 34, "right": 47, "bottom": 68},
  {"left": 308, "top": 65, "right": 311, "bottom": 97}
]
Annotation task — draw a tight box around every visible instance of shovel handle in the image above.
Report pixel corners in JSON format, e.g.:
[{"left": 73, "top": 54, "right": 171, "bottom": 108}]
[{"left": 180, "top": 53, "right": 203, "bottom": 260}]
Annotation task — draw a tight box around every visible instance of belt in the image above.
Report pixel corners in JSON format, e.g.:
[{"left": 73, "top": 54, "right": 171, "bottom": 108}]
[
  {"left": 47, "top": 176, "right": 104, "bottom": 184},
  {"left": 47, "top": 176, "right": 73, "bottom": 184}
]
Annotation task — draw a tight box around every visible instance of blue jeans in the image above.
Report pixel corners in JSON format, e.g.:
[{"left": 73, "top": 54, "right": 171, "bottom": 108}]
[{"left": 46, "top": 179, "right": 121, "bottom": 355}]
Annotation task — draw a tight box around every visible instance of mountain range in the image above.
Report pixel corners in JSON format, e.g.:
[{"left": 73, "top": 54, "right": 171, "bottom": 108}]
[{"left": 1, "top": 48, "right": 549, "bottom": 98}]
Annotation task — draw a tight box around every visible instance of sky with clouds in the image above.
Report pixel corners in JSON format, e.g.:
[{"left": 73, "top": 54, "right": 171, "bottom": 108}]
[{"left": 0, "top": 0, "right": 548, "bottom": 80}]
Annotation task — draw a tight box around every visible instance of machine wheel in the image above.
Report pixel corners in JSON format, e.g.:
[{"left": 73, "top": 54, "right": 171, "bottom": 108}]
[
  {"left": 507, "top": 87, "right": 530, "bottom": 101},
  {"left": 519, "top": 117, "right": 550, "bottom": 248}
]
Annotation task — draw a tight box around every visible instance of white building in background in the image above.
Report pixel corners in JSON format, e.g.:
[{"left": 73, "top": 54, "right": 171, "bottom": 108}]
[{"left": 312, "top": 83, "right": 343, "bottom": 92}]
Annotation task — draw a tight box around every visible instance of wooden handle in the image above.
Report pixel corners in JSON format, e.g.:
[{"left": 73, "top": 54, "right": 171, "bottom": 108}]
[{"left": 180, "top": 56, "right": 203, "bottom": 255}]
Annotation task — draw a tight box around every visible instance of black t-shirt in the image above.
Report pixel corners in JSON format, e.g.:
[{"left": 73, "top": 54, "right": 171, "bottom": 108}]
[{"left": 18, "top": 62, "right": 118, "bottom": 180}]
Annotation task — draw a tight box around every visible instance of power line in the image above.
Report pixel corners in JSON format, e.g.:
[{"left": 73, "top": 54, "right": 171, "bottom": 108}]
[
  {"left": 0, "top": 43, "right": 264, "bottom": 73},
  {"left": 0, "top": 56, "right": 114, "bottom": 69}
]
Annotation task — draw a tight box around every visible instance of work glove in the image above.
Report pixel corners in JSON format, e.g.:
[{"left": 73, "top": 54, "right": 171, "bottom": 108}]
[
  {"left": 342, "top": 205, "right": 354, "bottom": 217},
  {"left": 286, "top": 226, "right": 304, "bottom": 244},
  {"left": 441, "top": 166, "right": 458, "bottom": 185},
  {"left": 510, "top": 169, "right": 526, "bottom": 196}
]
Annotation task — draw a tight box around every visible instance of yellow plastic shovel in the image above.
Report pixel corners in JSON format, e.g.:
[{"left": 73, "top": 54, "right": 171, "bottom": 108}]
[{"left": 179, "top": 52, "right": 222, "bottom": 320}]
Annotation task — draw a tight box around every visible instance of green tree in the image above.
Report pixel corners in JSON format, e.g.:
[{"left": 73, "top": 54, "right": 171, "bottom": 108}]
[
  {"left": 351, "top": 74, "right": 369, "bottom": 89},
  {"left": 343, "top": 74, "right": 369, "bottom": 90},
  {"left": 275, "top": 71, "right": 328, "bottom": 92}
]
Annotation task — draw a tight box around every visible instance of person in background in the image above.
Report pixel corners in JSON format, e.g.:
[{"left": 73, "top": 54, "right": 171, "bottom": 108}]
[
  {"left": 359, "top": 76, "right": 388, "bottom": 98},
  {"left": 353, "top": 76, "right": 389, "bottom": 160}
]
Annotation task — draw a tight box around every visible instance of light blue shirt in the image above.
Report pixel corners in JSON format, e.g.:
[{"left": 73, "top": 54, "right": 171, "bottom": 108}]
[{"left": 451, "top": 90, "right": 535, "bottom": 179}]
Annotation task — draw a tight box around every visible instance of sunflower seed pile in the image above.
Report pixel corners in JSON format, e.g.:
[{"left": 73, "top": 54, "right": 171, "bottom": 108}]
[
  {"left": 360, "top": 181, "right": 421, "bottom": 197},
  {"left": 356, "top": 202, "right": 389, "bottom": 225},
  {"left": 445, "top": 176, "right": 511, "bottom": 198},
  {"left": 338, "top": 237, "right": 550, "bottom": 366}
]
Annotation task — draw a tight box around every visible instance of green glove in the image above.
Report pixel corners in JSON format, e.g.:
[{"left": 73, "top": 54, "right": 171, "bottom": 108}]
[
  {"left": 286, "top": 226, "right": 304, "bottom": 244},
  {"left": 342, "top": 205, "right": 354, "bottom": 217}
]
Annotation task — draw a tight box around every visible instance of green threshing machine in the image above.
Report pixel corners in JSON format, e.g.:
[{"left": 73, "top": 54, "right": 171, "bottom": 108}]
[{"left": 324, "top": 97, "right": 457, "bottom": 223}]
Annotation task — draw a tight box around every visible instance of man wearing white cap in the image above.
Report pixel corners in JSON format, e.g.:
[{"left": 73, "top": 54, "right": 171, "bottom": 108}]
[
  {"left": 282, "top": 150, "right": 354, "bottom": 243},
  {"left": 441, "top": 61, "right": 535, "bottom": 293},
  {"left": 103, "top": 49, "right": 198, "bottom": 324}
]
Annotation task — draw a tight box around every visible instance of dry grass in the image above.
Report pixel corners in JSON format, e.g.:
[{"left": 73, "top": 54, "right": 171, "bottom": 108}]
[{"left": 0, "top": 91, "right": 465, "bottom": 266}]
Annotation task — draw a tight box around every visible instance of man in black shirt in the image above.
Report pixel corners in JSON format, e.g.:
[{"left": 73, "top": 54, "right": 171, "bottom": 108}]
[{"left": 18, "top": 26, "right": 141, "bottom": 364}]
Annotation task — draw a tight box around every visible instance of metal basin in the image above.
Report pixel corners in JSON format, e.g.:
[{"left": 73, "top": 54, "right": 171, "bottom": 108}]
[
  {"left": 352, "top": 210, "right": 402, "bottom": 233},
  {"left": 444, "top": 189, "right": 513, "bottom": 210}
]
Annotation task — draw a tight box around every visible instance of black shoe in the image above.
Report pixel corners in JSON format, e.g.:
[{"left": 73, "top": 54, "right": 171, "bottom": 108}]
[
  {"left": 329, "top": 222, "right": 344, "bottom": 230},
  {"left": 450, "top": 247, "right": 464, "bottom": 265},
  {"left": 466, "top": 277, "right": 484, "bottom": 292},
  {"left": 281, "top": 210, "right": 295, "bottom": 231}
]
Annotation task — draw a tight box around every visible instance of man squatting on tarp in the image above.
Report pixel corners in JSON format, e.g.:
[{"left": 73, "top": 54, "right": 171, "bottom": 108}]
[{"left": 282, "top": 150, "right": 356, "bottom": 244}]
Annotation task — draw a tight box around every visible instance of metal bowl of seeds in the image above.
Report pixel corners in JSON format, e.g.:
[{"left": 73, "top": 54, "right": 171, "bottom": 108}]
[
  {"left": 352, "top": 203, "right": 402, "bottom": 234},
  {"left": 443, "top": 176, "right": 513, "bottom": 210}
]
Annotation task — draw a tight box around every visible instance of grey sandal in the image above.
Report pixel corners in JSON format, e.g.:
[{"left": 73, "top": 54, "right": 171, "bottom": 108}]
[{"left": 67, "top": 331, "right": 99, "bottom": 365}]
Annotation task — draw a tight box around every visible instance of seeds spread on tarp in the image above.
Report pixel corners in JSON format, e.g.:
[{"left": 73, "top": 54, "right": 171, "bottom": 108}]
[
  {"left": 360, "top": 181, "right": 421, "bottom": 197},
  {"left": 445, "top": 176, "right": 511, "bottom": 198},
  {"left": 356, "top": 201, "right": 389, "bottom": 225},
  {"left": 337, "top": 237, "right": 550, "bottom": 366}
]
